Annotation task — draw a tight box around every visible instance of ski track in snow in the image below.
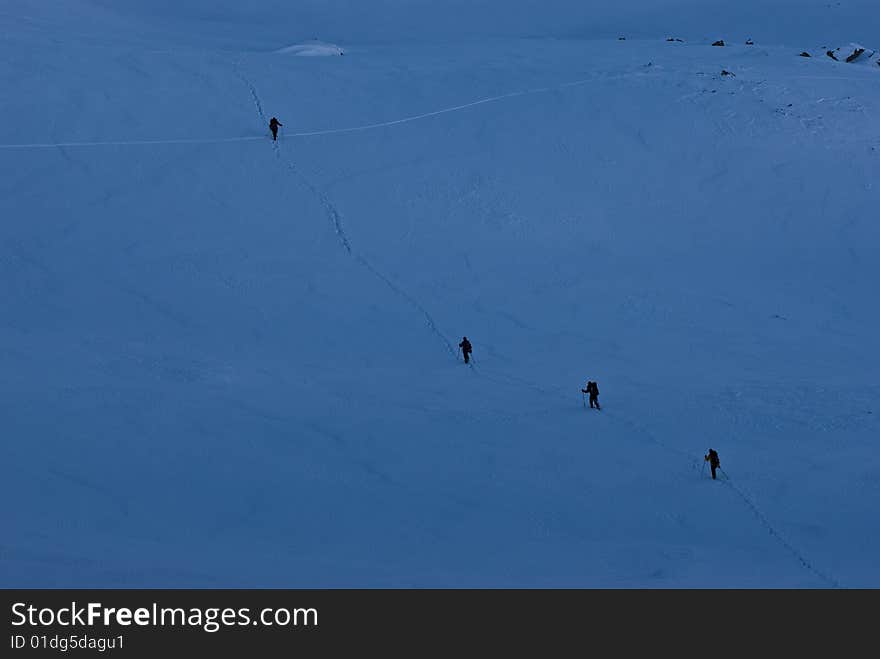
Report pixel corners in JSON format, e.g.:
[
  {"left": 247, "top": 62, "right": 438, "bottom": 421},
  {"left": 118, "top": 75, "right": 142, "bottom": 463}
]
[
  {"left": 234, "top": 64, "right": 457, "bottom": 359},
  {"left": 233, "top": 59, "right": 267, "bottom": 124},
  {"left": 283, "top": 79, "right": 592, "bottom": 138},
  {"left": 279, "top": 150, "right": 456, "bottom": 358},
  {"left": 0, "top": 73, "right": 608, "bottom": 151},
  {"left": 0, "top": 136, "right": 263, "bottom": 150},
  {"left": 597, "top": 413, "right": 842, "bottom": 587},
  {"left": 720, "top": 474, "right": 841, "bottom": 588},
  {"left": 606, "top": 410, "right": 841, "bottom": 586}
]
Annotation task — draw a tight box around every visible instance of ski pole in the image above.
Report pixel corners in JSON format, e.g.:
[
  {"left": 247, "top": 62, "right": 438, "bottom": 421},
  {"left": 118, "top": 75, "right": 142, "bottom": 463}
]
[{"left": 582, "top": 391, "right": 586, "bottom": 408}]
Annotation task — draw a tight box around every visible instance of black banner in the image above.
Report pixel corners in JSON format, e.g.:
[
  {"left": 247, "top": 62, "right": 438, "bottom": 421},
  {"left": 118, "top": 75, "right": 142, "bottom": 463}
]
[{"left": 2, "top": 589, "right": 872, "bottom": 656}]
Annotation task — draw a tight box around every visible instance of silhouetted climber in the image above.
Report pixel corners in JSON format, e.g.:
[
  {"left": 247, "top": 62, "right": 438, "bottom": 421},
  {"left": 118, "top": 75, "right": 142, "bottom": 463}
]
[
  {"left": 459, "top": 337, "right": 472, "bottom": 364},
  {"left": 705, "top": 449, "right": 721, "bottom": 480},
  {"left": 269, "top": 117, "right": 283, "bottom": 141},
  {"left": 581, "top": 381, "right": 601, "bottom": 409}
]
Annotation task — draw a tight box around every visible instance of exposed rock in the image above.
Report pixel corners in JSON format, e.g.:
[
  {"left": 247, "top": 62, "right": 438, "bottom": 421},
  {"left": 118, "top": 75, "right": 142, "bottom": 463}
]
[{"left": 846, "top": 47, "right": 865, "bottom": 62}]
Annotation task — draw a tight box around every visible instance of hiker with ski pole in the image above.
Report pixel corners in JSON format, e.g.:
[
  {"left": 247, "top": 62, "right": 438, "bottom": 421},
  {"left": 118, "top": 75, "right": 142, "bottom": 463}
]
[
  {"left": 458, "top": 336, "right": 472, "bottom": 364},
  {"left": 704, "top": 449, "right": 721, "bottom": 480},
  {"left": 581, "top": 380, "right": 600, "bottom": 410}
]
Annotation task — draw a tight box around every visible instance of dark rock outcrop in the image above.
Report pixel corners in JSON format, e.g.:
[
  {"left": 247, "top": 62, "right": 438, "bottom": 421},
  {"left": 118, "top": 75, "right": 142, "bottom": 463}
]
[{"left": 845, "top": 47, "right": 865, "bottom": 62}]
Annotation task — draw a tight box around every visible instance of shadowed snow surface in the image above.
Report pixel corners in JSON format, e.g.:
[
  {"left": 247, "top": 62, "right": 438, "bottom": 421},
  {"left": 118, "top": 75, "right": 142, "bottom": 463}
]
[{"left": 1, "top": 1, "right": 878, "bottom": 587}]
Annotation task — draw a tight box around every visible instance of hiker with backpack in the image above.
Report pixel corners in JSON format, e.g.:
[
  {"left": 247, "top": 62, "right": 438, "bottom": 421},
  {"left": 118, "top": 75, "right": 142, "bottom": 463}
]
[
  {"left": 269, "top": 116, "right": 283, "bottom": 141},
  {"left": 458, "top": 337, "right": 472, "bottom": 364},
  {"left": 581, "top": 381, "right": 600, "bottom": 409},
  {"left": 704, "top": 449, "right": 721, "bottom": 480}
]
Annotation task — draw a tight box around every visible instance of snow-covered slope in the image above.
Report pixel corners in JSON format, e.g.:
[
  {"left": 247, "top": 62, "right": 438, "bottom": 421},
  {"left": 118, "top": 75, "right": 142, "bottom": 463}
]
[{"left": 1, "top": 1, "right": 878, "bottom": 587}]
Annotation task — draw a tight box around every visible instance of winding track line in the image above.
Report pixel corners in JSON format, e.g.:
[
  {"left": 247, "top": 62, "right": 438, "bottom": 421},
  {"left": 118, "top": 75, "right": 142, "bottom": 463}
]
[
  {"left": 721, "top": 474, "right": 841, "bottom": 588},
  {"left": 604, "top": 407, "right": 841, "bottom": 586},
  {"left": 235, "top": 64, "right": 456, "bottom": 358},
  {"left": 0, "top": 74, "right": 601, "bottom": 151},
  {"left": 283, "top": 79, "right": 593, "bottom": 138},
  {"left": 0, "top": 136, "right": 263, "bottom": 150}
]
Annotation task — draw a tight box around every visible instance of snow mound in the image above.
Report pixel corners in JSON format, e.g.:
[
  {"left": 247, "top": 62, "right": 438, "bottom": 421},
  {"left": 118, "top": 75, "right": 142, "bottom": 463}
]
[{"left": 275, "top": 41, "right": 345, "bottom": 57}]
